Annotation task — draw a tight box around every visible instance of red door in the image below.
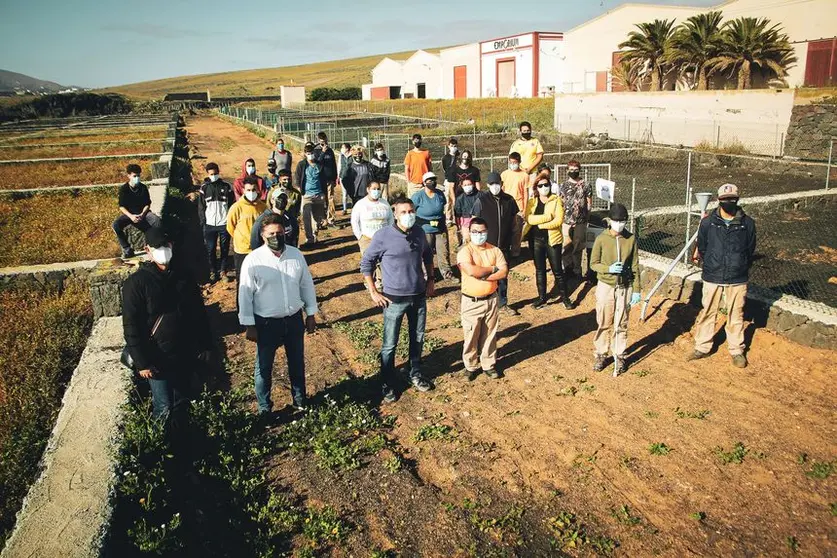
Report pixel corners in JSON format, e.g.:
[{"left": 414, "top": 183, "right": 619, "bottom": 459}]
[
  {"left": 596, "top": 71, "right": 608, "bottom": 92},
  {"left": 804, "top": 38, "right": 837, "bottom": 87},
  {"left": 454, "top": 66, "right": 467, "bottom": 99},
  {"left": 370, "top": 86, "right": 389, "bottom": 100}
]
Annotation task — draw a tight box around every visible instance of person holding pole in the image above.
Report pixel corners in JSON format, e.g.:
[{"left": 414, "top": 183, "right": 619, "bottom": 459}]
[
  {"left": 687, "top": 183, "right": 756, "bottom": 368},
  {"left": 590, "top": 203, "right": 640, "bottom": 376}
]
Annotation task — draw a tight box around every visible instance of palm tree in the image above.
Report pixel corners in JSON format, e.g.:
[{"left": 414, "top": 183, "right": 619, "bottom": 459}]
[
  {"left": 618, "top": 19, "right": 677, "bottom": 91},
  {"left": 668, "top": 11, "right": 724, "bottom": 90},
  {"left": 707, "top": 17, "right": 797, "bottom": 90},
  {"left": 611, "top": 58, "right": 643, "bottom": 91}
]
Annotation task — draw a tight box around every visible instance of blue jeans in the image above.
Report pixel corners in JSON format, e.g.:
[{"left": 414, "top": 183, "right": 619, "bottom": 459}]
[
  {"left": 148, "top": 372, "right": 189, "bottom": 425},
  {"left": 254, "top": 312, "right": 306, "bottom": 412},
  {"left": 380, "top": 295, "right": 426, "bottom": 391}
]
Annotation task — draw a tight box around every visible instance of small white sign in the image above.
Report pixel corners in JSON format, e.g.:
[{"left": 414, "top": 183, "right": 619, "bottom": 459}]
[{"left": 595, "top": 178, "right": 615, "bottom": 203}]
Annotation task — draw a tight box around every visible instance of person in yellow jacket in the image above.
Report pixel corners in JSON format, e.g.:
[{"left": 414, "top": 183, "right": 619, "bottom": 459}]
[
  {"left": 522, "top": 171, "right": 573, "bottom": 310},
  {"left": 227, "top": 176, "right": 266, "bottom": 310}
]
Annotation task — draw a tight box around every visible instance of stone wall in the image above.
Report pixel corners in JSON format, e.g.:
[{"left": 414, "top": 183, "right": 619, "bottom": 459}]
[{"left": 783, "top": 102, "right": 837, "bottom": 161}]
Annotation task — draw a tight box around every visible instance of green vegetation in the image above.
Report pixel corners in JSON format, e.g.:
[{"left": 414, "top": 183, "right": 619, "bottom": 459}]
[
  {"left": 0, "top": 282, "right": 93, "bottom": 548},
  {"left": 611, "top": 505, "right": 642, "bottom": 527},
  {"left": 786, "top": 535, "right": 799, "bottom": 552},
  {"left": 673, "top": 407, "right": 711, "bottom": 420},
  {"left": 805, "top": 459, "right": 835, "bottom": 480},
  {"left": 414, "top": 422, "right": 455, "bottom": 443},
  {"left": 546, "top": 511, "right": 618, "bottom": 555},
  {"left": 648, "top": 443, "right": 672, "bottom": 456},
  {"left": 0, "top": 156, "right": 158, "bottom": 190},
  {"left": 332, "top": 320, "right": 444, "bottom": 374},
  {"left": 632, "top": 369, "right": 652, "bottom": 378},
  {"left": 309, "top": 87, "right": 362, "bottom": 101},
  {"left": 714, "top": 442, "right": 750, "bottom": 464},
  {"left": 0, "top": 92, "right": 132, "bottom": 123},
  {"left": 689, "top": 511, "right": 706, "bottom": 521}
]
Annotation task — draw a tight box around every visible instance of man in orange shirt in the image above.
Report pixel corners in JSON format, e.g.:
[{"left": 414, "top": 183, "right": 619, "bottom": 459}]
[
  {"left": 500, "top": 152, "right": 529, "bottom": 258},
  {"left": 404, "top": 133, "right": 432, "bottom": 198},
  {"left": 457, "top": 217, "right": 509, "bottom": 381}
]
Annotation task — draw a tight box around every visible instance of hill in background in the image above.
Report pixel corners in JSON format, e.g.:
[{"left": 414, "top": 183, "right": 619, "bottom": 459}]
[
  {"left": 104, "top": 48, "right": 443, "bottom": 100},
  {"left": 0, "top": 69, "right": 72, "bottom": 94}
]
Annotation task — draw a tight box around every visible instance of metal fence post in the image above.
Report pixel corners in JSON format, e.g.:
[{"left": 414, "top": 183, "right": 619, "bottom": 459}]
[
  {"left": 826, "top": 139, "right": 834, "bottom": 191},
  {"left": 630, "top": 178, "right": 637, "bottom": 234},
  {"left": 683, "top": 151, "right": 693, "bottom": 264},
  {"left": 473, "top": 124, "right": 478, "bottom": 159}
]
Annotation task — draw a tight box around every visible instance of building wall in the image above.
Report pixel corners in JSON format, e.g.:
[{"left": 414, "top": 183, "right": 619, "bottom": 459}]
[
  {"left": 279, "top": 86, "right": 306, "bottom": 108},
  {"left": 440, "top": 43, "right": 481, "bottom": 99},
  {"left": 538, "top": 36, "right": 566, "bottom": 97},
  {"left": 361, "top": 83, "right": 373, "bottom": 101},
  {"left": 371, "top": 58, "right": 404, "bottom": 92},
  {"left": 481, "top": 33, "right": 536, "bottom": 98},
  {"left": 400, "top": 50, "right": 442, "bottom": 99}
]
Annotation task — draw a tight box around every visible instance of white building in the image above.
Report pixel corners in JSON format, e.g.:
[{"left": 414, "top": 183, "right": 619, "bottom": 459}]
[
  {"left": 440, "top": 43, "right": 481, "bottom": 99},
  {"left": 479, "top": 32, "right": 565, "bottom": 98}
]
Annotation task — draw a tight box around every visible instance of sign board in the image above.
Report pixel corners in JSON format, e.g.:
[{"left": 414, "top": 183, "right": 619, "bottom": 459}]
[
  {"left": 481, "top": 33, "right": 533, "bottom": 54},
  {"left": 595, "top": 178, "right": 615, "bottom": 203}
]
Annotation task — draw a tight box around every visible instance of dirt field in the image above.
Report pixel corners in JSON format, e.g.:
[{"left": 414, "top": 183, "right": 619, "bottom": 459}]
[{"left": 188, "top": 115, "right": 836, "bottom": 557}]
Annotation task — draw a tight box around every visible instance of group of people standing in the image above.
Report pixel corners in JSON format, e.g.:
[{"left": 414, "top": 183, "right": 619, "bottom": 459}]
[{"left": 119, "top": 119, "right": 756, "bottom": 427}]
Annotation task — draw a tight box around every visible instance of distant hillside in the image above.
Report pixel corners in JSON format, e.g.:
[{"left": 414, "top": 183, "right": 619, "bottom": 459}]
[
  {"left": 104, "top": 48, "right": 444, "bottom": 100},
  {"left": 0, "top": 69, "right": 70, "bottom": 94}
]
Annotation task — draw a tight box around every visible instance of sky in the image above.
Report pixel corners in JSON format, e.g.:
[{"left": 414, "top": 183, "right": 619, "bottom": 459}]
[{"left": 0, "top": 0, "right": 718, "bottom": 88}]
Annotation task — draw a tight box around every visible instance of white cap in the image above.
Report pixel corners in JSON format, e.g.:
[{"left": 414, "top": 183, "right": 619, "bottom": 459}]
[{"left": 422, "top": 171, "right": 437, "bottom": 182}]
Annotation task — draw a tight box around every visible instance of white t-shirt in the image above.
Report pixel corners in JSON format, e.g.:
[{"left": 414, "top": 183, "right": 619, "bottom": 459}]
[{"left": 351, "top": 196, "right": 394, "bottom": 240}]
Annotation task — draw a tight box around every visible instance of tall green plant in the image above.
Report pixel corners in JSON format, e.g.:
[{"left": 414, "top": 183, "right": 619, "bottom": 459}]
[
  {"left": 618, "top": 19, "right": 677, "bottom": 92},
  {"left": 668, "top": 11, "right": 724, "bottom": 90},
  {"left": 707, "top": 17, "right": 797, "bottom": 90}
]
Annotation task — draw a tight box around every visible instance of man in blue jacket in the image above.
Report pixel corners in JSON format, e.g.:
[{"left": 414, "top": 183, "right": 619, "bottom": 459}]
[
  {"left": 688, "top": 183, "right": 757, "bottom": 368},
  {"left": 360, "top": 197, "right": 436, "bottom": 403}
]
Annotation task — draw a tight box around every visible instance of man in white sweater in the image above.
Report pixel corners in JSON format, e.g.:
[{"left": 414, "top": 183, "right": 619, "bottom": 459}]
[
  {"left": 239, "top": 214, "right": 318, "bottom": 416},
  {"left": 351, "top": 181, "right": 393, "bottom": 290}
]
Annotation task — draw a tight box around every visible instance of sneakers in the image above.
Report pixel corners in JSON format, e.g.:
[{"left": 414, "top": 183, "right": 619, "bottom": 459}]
[
  {"left": 291, "top": 398, "right": 308, "bottom": 413},
  {"left": 532, "top": 298, "right": 547, "bottom": 310},
  {"left": 382, "top": 386, "right": 398, "bottom": 404},
  {"left": 483, "top": 368, "right": 502, "bottom": 380},
  {"left": 686, "top": 350, "right": 709, "bottom": 362},
  {"left": 465, "top": 369, "right": 480, "bottom": 382},
  {"left": 222, "top": 270, "right": 234, "bottom": 283},
  {"left": 500, "top": 306, "right": 520, "bottom": 317},
  {"left": 613, "top": 356, "right": 627, "bottom": 377},
  {"left": 410, "top": 375, "right": 434, "bottom": 392},
  {"left": 731, "top": 354, "right": 748, "bottom": 368},
  {"left": 592, "top": 354, "right": 608, "bottom": 372},
  {"left": 562, "top": 298, "right": 575, "bottom": 310}
]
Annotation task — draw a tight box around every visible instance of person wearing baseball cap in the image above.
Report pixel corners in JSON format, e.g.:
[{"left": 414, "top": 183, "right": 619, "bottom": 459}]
[
  {"left": 590, "top": 203, "right": 640, "bottom": 376},
  {"left": 688, "top": 183, "right": 756, "bottom": 368},
  {"left": 412, "top": 171, "right": 454, "bottom": 280}
]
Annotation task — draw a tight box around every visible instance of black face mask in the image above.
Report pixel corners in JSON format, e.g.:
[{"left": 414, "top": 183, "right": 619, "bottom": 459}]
[
  {"left": 266, "top": 235, "right": 285, "bottom": 251},
  {"left": 424, "top": 180, "right": 437, "bottom": 189},
  {"left": 568, "top": 170, "right": 580, "bottom": 179},
  {"left": 719, "top": 200, "right": 738, "bottom": 215},
  {"left": 521, "top": 132, "right": 532, "bottom": 140},
  {"left": 413, "top": 140, "right": 422, "bottom": 148},
  {"left": 461, "top": 158, "right": 470, "bottom": 165},
  {"left": 353, "top": 155, "right": 363, "bottom": 162}
]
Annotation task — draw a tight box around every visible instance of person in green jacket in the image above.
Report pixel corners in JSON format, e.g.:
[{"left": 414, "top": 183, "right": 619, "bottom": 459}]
[{"left": 590, "top": 203, "right": 640, "bottom": 376}]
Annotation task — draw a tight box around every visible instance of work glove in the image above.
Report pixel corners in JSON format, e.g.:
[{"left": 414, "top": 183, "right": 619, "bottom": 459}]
[
  {"left": 608, "top": 262, "right": 623, "bottom": 274},
  {"left": 630, "top": 292, "right": 641, "bottom": 307}
]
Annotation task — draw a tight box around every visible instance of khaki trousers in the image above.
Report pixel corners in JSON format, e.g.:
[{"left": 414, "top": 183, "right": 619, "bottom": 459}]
[
  {"left": 301, "top": 195, "right": 326, "bottom": 243},
  {"left": 593, "top": 282, "right": 631, "bottom": 357},
  {"left": 693, "top": 282, "right": 748, "bottom": 356},
  {"left": 562, "top": 221, "right": 588, "bottom": 274},
  {"left": 407, "top": 182, "right": 423, "bottom": 198},
  {"left": 326, "top": 181, "right": 337, "bottom": 222},
  {"left": 358, "top": 235, "right": 382, "bottom": 287},
  {"left": 461, "top": 294, "right": 500, "bottom": 371}
]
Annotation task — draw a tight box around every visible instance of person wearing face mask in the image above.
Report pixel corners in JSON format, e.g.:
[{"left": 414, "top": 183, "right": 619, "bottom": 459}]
[
  {"left": 343, "top": 145, "right": 375, "bottom": 205},
  {"left": 351, "top": 181, "right": 393, "bottom": 291},
  {"left": 198, "top": 162, "right": 234, "bottom": 283},
  {"left": 457, "top": 217, "right": 509, "bottom": 382},
  {"left": 370, "top": 143, "right": 391, "bottom": 200},
  {"left": 227, "top": 177, "right": 267, "bottom": 310},
  {"left": 266, "top": 168, "right": 302, "bottom": 224},
  {"left": 441, "top": 137, "right": 459, "bottom": 174},
  {"left": 314, "top": 132, "right": 338, "bottom": 225},
  {"left": 412, "top": 171, "right": 454, "bottom": 281},
  {"left": 113, "top": 164, "right": 162, "bottom": 259},
  {"left": 360, "top": 197, "right": 436, "bottom": 403},
  {"left": 559, "top": 159, "right": 593, "bottom": 281},
  {"left": 337, "top": 142, "right": 354, "bottom": 214},
  {"left": 294, "top": 142, "right": 327, "bottom": 248},
  {"left": 522, "top": 171, "right": 573, "bottom": 310},
  {"left": 251, "top": 190, "right": 298, "bottom": 250},
  {"left": 590, "top": 204, "right": 640, "bottom": 376},
  {"left": 471, "top": 171, "right": 520, "bottom": 316},
  {"left": 500, "top": 152, "right": 529, "bottom": 258},
  {"left": 122, "top": 226, "right": 213, "bottom": 427},
  {"left": 264, "top": 159, "right": 281, "bottom": 190},
  {"left": 509, "top": 121, "right": 544, "bottom": 178},
  {"left": 269, "top": 137, "right": 293, "bottom": 173},
  {"left": 453, "top": 177, "right": 479, "bottom": 245},
  {"left": 444, "top": 148, "right": 481, "bottom": 227},
  {"left": 688, "top": 183, "right": 756, "bottom": 369},
  {"left": 239, "top": 215, "right": 318, "bottom": 416},
  {"left": 536, "top": 162, "right": 560, "bottom": 196},
  {"left": 404, "top": 133, "right": 432, "bottom": 198},
  {"left": 233, "top": 158, "right": 266, "bottom": 201}
]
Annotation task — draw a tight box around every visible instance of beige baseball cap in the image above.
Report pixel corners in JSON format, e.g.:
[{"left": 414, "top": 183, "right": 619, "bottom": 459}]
[{"left": 717, "top": 183, "right": 739, "bottom": 199}]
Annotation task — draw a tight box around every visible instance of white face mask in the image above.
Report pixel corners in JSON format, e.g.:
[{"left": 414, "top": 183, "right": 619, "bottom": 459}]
[
  {"left": 462, "top": 184, "right": 474, "bottom": 194},
  {"left": 509, "top": 163, "right": 519, "bottom": 171},
  {"left": 449, "top": 146, "right": 458, "bottom": 154},
  {"left": 489, "top": 183, "right": 502, "bottom": 196},
  {"left": 369, "top": 189, "right": 381, "bottom": 200},
  {"left": 306, "top": 154, "right": 315, "bottom": 161},
  {"left": 129, "top": 175, "right": 140, "bottom": 187},
  {"left": 610, "top": 220, "right": 626, "bottom": 233},
  {"left": 470, "top": 232, "right": 488, "bottom": 246},
  {"left": 246, "top": 166, "right": 255, "bottom": 175},
  {"left": 375, "top": 150, "right": 384, "bottom": 158},
  {"left": 209, "top": 174, "right": 219, "bottom": 182},
  {"left": 151, "top": 246, "right": 172, "bottom": 266},
  {"left": 537, "top": 185, "right": 551, "bottom": 196},
  {"left": 399, "top": 212, "right": 416, "bottom": 229},
  {"left": 244, "top": 190, "right": 258, "bottom": 202}
]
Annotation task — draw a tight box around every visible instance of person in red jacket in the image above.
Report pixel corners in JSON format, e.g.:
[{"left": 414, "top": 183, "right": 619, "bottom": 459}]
[{"left": 232, "top": 158, "right": 267, "bottom": 201}]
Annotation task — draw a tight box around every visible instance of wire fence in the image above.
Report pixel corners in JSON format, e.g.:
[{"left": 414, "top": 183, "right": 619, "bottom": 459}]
[{"left": 221, "top": 105, "right": 837, "bottom": 310}]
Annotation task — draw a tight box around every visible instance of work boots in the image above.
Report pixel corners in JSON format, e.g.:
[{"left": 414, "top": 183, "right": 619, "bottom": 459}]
[{"left": 532, "top": 271, "right": 548, "bottom": 309}]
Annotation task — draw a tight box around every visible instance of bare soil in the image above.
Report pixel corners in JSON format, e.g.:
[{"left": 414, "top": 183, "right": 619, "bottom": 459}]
[{"left": 188, "top": 114, "right": 837, "bottom": 557}]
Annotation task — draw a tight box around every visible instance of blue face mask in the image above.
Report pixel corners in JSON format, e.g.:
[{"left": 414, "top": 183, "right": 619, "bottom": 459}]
[
  {"left": 369, "top": 189, "right": 382, "bottom": 200},
  {"left": 470, "top": 232, "right": 488, "bottom": 246}
]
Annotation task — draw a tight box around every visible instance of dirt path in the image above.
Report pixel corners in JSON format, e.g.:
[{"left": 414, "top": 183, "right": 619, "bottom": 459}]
[{"left": 186, "top": 114, "right": 837, "bottom": 557}]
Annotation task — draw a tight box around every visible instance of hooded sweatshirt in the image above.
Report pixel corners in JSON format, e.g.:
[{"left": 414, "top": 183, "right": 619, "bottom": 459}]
[
  {"left": 232, "top": 159, "right": 267, "bottom": 201},
  {"left": 226, "top": 196, "right": 266, "bottom": 254}
]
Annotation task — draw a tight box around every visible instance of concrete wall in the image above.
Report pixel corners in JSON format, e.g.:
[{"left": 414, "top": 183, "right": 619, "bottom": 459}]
[
  {"left": 440, "top": 43, "right": 481, "bottom": 99},
  {"left": 783, "top": 102, "right": 837, "bottom": 161},
  {"left": 554, "top": 89, "right": 796, "bottom": 155},
  {"left": 279, "top": 86, "right": 306, "bottom": 108}
]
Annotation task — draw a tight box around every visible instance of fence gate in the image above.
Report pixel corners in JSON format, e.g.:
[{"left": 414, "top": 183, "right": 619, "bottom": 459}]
[{"left": 554, "top": 163, "right": 612, "bottom": 211}]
